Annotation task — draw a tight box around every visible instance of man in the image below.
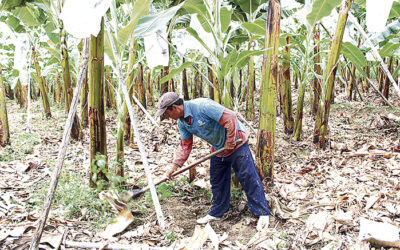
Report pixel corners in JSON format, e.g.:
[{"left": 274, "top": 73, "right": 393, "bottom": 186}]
[{"left": 156, "top": 92, "right": 270, "bottom": 231}]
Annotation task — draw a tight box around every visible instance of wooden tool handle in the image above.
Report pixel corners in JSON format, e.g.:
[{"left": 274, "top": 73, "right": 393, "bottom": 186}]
[{"left": 144, "top": 139, "right": 244, "bottom": 191}]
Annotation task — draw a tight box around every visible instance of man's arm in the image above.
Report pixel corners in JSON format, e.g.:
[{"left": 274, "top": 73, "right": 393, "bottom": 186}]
[
  {"left": 173, "top": 136, "right": 193, "bottom": 167},
  {"left": 218, "top": 109, "right": 237, "bottom": 152}
]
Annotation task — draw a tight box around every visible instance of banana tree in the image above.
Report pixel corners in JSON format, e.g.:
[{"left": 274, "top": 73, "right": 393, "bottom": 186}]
[
  {"left": 0, "top": 68, "right": 10, "bottom": 146},
  {"left": 230, "top": 0, "right": 264, "bottom": 119},
  {"left": 256, "top": 0, "right": 281, "bottom": 182},
  {"left": 158, "top": 0, "right": 264, "bottom": 109},
  {"left": 313, "top": 0, "right": 353, "bottom": 149}
]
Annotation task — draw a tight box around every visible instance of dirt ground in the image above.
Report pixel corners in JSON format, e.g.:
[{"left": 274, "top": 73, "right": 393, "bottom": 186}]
[{"left": 1, "top": 85, "right": 400, "bottom": 249}]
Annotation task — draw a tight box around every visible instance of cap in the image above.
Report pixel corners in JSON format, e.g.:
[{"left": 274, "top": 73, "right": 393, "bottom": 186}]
[{"left": 155, "top": 92, "right": 180, "bottom": 116}]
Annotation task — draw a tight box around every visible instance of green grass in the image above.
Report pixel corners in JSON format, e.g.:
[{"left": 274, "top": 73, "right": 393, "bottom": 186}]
[
  {"left": 27, "top": 169, "right": 114, "bottom": 229},
  {"left": 0, "top": 131, "right": 40, "bottom": 161}
]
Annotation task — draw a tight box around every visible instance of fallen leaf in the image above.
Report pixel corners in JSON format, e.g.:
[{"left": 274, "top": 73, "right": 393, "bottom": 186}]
[
  {"left": 359, "top": 218, "right": 400, "bottom": 248},
  {"left": 185, "top": 225, "right": 208, "bottom": 249}
]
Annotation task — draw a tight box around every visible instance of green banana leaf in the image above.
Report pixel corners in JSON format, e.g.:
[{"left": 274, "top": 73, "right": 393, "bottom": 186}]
[
  {"left": 221, "top": 6, "right": 233, "bottom": 34},
  {"left": 134, "top": 3, "right": 184, "bottom": 38},
  {"left": 117, "top": 0, "right": 151, "bottom": 47},
  {"left": 186, "top": 27, "right": 215, "bottom": 58},
  {"left": 44, "top": 22, "right": 59, "bottom": 44},
  {"left": 341, "top": 42, "right": 367, "bottom": 68},
  {"left": 160, "top": 61, "right": 195, "bottom": 83},
  {"left": 354, "top": 0, "right": 366, "bottom": 8},
  {"left": 242, "top": 19, "right": 266, "bottom": 36},
  {"left": 11, "top": 4, "right": 41, "bottom": 26},
  {"left": 389, "top": 1, "right": 400, "bottom": 19},
  {"left": 104, "top": 31, "right": 117, "bottom": 65},
  {"left": 42, "top": 46, "right": 61, "bottom": 63},
  {"left": 6, "top": 15, "right": 25, "bottom": 33},
  {"left": 368, "top": 18, "right": 400, "bottom": 47},
  {"left": 230, "top": 0, "right": 263, "bottom": 15},
  {"left": 183, "top": 0, "right": 208, "bottom": 19},
  {"left": 234, "top": 49, "right": 265, "bottom": 69},
  {"left": 379, "top": 42, "right": 400, "bottom": 58},
  {"left": 306, "top": 0, "right": 342, "bottom": 26},
  {"left": 220, "top": 49, "right": 238, "bottom": 76},
  {"left": 341, "top": 42, "right": 367, "bottom": 78}
]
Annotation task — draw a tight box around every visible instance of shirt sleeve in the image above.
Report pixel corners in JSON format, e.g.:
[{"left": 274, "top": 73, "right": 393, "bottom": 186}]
[
  {"left": 173, "top": 136, "right": 193, "bottom": 167},
  {"left": 218, "top": 109, "right": 237, "bottom": 148}
]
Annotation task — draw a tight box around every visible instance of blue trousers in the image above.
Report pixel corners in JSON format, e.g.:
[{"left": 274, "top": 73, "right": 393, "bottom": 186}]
[{"left": 208, "top": 142, "right": 271, "bottom": 217}]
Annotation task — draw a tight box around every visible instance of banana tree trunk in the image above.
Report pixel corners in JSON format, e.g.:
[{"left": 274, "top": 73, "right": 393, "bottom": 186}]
[
  {"left": 116, "top": 86, "right": 124, "bottom": 177},
  {"left": 363, "top": 64, "right": 370, "bottom": 92},
  {"left": 89, "top": 18, "right": 107, "bottom": 188},
  {"left": 80, "top": 69, "right": 89, "bottom": 128},
  {"left": 15, "top": 79, "right": 24, "bottom": 107},
  {"left": 347, "top": 65, "right": 356, "bottom": 100},
  {"left": 383, "top": 56, "right": 393, "bottom": 100},
  {"left": 378, "top": 66, "right": 385, "bottom": 92},
  {"left": 246, "top": 42, "right": 255, "bottom": 120},
  {"left": 199, "top": 70, "right": 203, "bottom": 97},
  {"left": 194, "top": 71, "right": 199, "bottom": 98},
  {"left": 161, "top": 66, "right": 169, "bottom": 94},
  {"left": 54, "top": 72, "right": 61, "bottom": 104},
  {"left": 281, "top": 36, "right": 294, "bottom": 134},
  {"left": 0, "top": 68, "right": 10, "bottom": 146},
  {"left": 212, "top": 65, "right": 220, "bottom": 103},
  {"left": 32, "top": 45, "right": 51, "bottom": 118},
  {"left": 4, "top": 80, "right": 13, "bottom": 99},
  {"left": 207, "top": 59, "right": 214, "bottom": 100},
  {"left": 60, "top": 25, "right": 82, "bottom": 139},
  {"left": 183, "top": 58, "right": 189, "bottom": 100},
  {"left": 137, "top": 62, "right": 146, "bottom": 108},
  {"left": 124, "top": 36, "right": 136, "bottom": 144},
  {"left": 30, "top": 79, "right": 37, "bottom": 100},
  {"left": 256, "top": 0, "right": 281, "bottom": 182},
  {"left": 314, "top": 0, "right": 353, "bottom": 149},
  {"left": 293, "top": 73, "right": 307, "bottom": 141},
  {"left": 146, "top": 69, "right": 154, "bottom": 106},
  {"left": 312, "top": 25, "right": 322, "bottom": 116}
]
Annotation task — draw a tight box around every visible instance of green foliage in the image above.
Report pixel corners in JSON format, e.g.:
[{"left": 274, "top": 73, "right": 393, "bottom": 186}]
[
  {"left": 242, "top": 20, "right": 266, "bottom": 36},
  {"left": 0, "top": 0, "right": 34, "bottom": 11},
  {"left": 379, "top": 42, "right": 400, "bottom": 58},
  {"left": 341, "top": 42, "right": 367, "bottom": 78},
  {"left": 90, "top": 153, "right": 126, "bottom": 192},
  {"left": 230, "top": 0, "right": 263, "bottom": 16},
  {"left": 11, "top": 4, "right": 42, "bottom": 26},
  {"left": 117, "top": 0, "right": 152, "bottom": 46},
  {"left": 0, "top": 131, "right": 40, "bottom": 161},
  {"left": 5, "top": 14, "right": 26, "bottom": 33},
  {"left": 145, "top": 182, "right": 174, "bottom": 207},
  {"left": 164, "top": 231, "right": 176, "bottom": 245},
  {"left": 306, "top": 0, "right": 342, "bottom": 27},
  {"left": 368, "top": 18, "right": 400, "bottom": 47},
  {"left": 160, "top": 61, "right": 195, "bottom": 83},
  {"left": 134, "top": 3, "right": 184, "bottom": 38},
  {"left": 230, "top": 186, "right": 244, "bottom": 206},
  {"left": 389, "top": 1, "right": 400, "bottom": 19},
  {"left": 27, "top": 170, "right": 114, "bottom": 229}
]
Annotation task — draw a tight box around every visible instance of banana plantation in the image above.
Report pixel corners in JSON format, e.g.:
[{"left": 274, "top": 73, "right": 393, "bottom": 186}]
[{"left": 1, "top": 0, "right": 400, "bottom": 248}]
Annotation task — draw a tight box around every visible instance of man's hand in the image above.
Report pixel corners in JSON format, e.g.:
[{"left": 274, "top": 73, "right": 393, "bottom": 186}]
[{"left": 165, "top": 163, "right": 179, "bottom": 179}]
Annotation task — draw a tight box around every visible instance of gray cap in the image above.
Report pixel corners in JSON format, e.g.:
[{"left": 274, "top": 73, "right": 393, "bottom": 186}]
[{"left": 155, "top": 92, "right": 180, "bottom": 116}]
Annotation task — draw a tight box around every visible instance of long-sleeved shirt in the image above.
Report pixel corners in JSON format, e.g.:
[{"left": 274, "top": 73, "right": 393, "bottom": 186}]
[{"left": 173, "top": 99, "right": 248, "bottom": 167}]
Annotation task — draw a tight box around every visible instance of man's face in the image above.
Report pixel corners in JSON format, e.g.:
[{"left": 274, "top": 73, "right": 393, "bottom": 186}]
[{"left": 164, "top": 105, "right": 180, "bottom": 120}]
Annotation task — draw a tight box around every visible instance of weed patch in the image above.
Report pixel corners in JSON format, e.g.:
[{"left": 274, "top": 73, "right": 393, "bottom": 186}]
[{"left": 27, "top": 169, "right": 114, "bottom": 229}]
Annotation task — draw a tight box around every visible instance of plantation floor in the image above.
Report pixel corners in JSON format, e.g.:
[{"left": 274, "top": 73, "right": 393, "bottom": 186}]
[{"left": 1, "top": 87, "right": 400, "bottom": 249}]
